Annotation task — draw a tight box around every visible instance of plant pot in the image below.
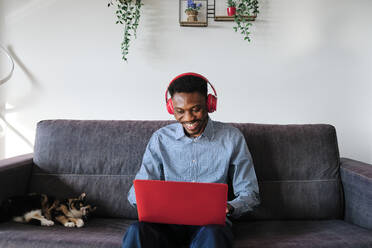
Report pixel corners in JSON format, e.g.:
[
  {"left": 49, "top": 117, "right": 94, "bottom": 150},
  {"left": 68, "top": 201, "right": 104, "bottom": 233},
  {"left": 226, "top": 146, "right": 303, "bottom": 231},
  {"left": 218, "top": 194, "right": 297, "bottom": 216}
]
[
  {"left": 185, "top": 9, "right": 198, "bottom": 22},
  {"left": 227, "top": 7, "right": 236, "bottom": 16}
]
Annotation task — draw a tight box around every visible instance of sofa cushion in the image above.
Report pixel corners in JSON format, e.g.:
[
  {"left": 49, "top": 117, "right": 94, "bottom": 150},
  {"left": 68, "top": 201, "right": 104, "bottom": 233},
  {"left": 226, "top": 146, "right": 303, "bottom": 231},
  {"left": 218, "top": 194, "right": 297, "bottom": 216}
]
[
  {"left": 231, "top": 123, "right": 342, "bottom": 220},
  {"left": 1, "top": 219, "right": 371, "bottom": 248},
  {"left": 0, "top": 218, "right": 134, "bottom": 248},
  {"left": 31, "top": 120, "right": 173, "bottom": 219},
  {"left": 31, "top": 120, "right": 342, "bottom": 220},
  {"left": 233, "top": 220, "right": 372, "bottom": 248}
]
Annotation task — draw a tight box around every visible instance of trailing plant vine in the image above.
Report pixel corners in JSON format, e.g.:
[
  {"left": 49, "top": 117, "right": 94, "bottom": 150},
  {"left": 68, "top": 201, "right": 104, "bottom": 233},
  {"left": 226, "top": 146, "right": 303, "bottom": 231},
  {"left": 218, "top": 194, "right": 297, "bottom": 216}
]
[
  {"left": 233, "top": 0, "right": 259, "bottom": 42},
  {"left": 108, "top": 0, "right": 143, "bottom": 61}
]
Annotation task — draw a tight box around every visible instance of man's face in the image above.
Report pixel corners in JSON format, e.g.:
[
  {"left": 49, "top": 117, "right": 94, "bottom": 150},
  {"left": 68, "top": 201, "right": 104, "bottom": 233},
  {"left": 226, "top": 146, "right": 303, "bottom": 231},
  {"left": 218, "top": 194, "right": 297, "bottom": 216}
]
[{"left": 172, "top": 92, "right": 209, "bottom": 138}]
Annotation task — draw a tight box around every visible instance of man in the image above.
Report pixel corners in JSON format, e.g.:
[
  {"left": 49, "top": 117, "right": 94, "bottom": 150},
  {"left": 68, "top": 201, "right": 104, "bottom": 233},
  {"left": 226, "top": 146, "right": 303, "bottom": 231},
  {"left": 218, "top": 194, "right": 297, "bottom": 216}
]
[{"left": 123, "top": 73, "right": 260, "bottom": 248}]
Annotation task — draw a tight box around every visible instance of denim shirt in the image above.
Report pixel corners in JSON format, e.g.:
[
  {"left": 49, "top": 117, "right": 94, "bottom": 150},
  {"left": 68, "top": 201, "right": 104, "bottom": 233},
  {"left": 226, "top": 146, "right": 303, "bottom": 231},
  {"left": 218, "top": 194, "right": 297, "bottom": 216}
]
[{"left": 127, "top": 118, "right": 260, "bottom": 218}]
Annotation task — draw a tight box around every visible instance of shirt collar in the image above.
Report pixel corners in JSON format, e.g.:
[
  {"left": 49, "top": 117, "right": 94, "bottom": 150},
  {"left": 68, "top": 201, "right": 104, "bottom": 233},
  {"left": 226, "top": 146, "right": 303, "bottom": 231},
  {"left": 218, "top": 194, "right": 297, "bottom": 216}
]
[{"left": 175, "top": 116, "right": 214, "bottom": 141}]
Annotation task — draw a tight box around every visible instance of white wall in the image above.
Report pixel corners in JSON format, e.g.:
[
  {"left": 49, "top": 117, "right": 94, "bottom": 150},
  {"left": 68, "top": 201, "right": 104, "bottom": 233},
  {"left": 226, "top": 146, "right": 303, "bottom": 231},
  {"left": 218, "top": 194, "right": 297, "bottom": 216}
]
[
  {"left": 0, "top": 0, "right": 7, "bottom": 158},
  {"left": 0, "top": 0, "right": 371, "bottom": 163}
]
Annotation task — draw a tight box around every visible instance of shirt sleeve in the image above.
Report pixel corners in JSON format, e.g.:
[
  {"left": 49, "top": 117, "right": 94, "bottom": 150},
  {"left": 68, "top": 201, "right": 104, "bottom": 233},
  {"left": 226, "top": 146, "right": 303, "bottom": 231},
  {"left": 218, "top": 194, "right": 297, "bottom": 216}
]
[
  {"left": 127, "top": 133, "right": 164, "bottom": 207},
  {"left": 227, "top": 131, "right": 260, "bottom": 218}
]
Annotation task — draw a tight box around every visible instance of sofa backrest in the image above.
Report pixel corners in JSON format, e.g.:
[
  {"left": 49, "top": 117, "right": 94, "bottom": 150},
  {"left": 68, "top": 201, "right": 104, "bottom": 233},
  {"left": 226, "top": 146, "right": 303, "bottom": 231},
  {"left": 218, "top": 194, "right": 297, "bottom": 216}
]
[
  {"left": 31, "top": 120, "right": 342, "bottom": 220},
  {"left": 230, "top": 123, "right": 342, "bottom": 220}
]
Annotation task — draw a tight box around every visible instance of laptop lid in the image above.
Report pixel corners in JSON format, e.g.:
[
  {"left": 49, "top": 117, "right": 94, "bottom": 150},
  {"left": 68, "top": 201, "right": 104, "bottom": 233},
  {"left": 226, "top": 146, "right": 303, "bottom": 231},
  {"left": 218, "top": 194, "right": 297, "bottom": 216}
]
[{"left": 134, "top": 179, "right": 228, "bottom": 226}]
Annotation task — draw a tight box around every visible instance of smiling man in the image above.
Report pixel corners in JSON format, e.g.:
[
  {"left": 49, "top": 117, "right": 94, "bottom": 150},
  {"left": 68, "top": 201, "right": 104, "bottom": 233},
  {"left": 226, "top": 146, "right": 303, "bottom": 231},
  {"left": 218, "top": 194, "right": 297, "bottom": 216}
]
[
  {"left": 173, "top": 91, "right": 208, "bottom": 137},
  {"left": 123, "top": 73, "right": 260, "bottom": 248}
]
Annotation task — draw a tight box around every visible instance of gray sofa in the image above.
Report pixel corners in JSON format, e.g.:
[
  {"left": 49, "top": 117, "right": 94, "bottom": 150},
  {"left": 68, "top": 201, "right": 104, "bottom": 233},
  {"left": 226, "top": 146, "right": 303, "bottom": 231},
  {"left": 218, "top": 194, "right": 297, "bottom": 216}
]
[{"left": 0, "top": 120, "right": 372, "bottom": 248}]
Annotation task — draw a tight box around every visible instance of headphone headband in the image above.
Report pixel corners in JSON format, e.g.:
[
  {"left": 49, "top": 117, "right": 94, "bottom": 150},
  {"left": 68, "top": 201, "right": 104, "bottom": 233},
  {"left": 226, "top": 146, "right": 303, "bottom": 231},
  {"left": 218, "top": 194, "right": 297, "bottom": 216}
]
[
  {"left": 165, "top": 72, "right": 218, "bottom": 114},
  {"left": 165, "top": 72, "right": 217, "bottom": 104}
]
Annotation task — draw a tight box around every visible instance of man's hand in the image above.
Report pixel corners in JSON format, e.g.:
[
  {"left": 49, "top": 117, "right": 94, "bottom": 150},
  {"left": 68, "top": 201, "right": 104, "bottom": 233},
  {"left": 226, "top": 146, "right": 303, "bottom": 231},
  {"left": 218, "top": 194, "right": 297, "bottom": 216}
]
[{"left": 226, "top": 203, "right": 234, "bottom": 214}]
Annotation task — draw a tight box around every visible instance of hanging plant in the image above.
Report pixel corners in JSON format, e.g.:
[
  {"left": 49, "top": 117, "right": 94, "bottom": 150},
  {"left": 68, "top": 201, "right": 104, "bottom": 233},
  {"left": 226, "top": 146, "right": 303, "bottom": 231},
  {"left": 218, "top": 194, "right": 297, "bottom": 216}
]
[
  {"left": 232, "top": 0, "right": 259, "bottom": 42},
  {"left": 108, "top": 0, "right": 143, "bottom": 61}
]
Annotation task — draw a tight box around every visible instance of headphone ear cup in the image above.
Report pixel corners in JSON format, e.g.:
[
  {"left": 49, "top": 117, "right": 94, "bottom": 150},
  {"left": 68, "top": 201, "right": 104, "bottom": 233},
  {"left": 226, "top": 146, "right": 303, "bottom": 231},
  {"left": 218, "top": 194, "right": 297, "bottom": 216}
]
[
  {"left": 166, "top": 99, "right": 174, "bottom": 115},
  {"left": 207, "top": 94, "right": 217, "bottom": 113}
]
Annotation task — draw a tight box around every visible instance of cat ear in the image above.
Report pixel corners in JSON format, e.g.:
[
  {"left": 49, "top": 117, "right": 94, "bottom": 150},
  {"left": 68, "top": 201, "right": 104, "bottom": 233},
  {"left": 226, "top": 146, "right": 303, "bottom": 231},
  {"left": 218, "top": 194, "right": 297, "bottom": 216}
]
[{"left": 79, "top": 193, "right": 87, "bottom": 201}]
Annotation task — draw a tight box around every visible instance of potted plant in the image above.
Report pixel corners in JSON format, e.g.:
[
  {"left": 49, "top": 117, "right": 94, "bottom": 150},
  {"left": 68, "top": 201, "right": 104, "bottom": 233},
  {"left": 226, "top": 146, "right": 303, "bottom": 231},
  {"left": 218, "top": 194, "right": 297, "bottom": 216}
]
[
  {"left": 233, "top": 0, "right": 259, "bottom": 42},
  {"left": 108, "top": 0, "right": 143, "bottom": 62},
  {"left": 185, "top": 0, "right": 202, "bottom": 22},
  {"left": 227, "top": 0, "right": 236, "bottom": 16}
]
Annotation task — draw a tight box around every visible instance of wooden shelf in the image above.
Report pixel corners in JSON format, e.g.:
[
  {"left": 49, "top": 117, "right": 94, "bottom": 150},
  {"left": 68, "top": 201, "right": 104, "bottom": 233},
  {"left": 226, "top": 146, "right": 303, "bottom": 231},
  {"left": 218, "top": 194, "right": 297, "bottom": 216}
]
[
  {"left": 180, "top": 21, "right": 208, "bottom": 27},
  {"left": 214, "top": 15, "right": 256, "bottom": 21}
]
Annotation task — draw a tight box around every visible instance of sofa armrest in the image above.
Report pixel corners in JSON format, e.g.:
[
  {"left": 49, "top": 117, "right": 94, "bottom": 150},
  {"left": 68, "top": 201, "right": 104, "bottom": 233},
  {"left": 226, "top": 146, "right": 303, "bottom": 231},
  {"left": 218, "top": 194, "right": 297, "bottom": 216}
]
[
  {"left": 340, "top": 157, "right": 372, "bottom": 230},
  {"left": 0, "top": 153, "right": 34, "bottom": 202}
]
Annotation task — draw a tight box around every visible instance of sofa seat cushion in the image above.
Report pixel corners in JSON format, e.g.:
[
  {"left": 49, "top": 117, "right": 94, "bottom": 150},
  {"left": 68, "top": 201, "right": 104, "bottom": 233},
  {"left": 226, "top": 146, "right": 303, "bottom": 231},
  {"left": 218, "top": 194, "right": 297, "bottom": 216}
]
[
  {"left": 0, "top": 218, "right": 135, "bottom": 248},
  {"left": 1, "top": 219, "right": 371, "bottom": 248},
  {"left": 234, "top": 220, "right": 372, "bottom": 248}
]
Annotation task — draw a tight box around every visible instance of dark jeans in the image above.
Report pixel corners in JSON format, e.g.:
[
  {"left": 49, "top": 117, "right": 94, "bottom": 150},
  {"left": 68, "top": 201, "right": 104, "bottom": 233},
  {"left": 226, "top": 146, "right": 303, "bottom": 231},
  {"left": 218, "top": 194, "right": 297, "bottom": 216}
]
[{"left": 122, "top": 221, "right": 234, "bottom": 248}]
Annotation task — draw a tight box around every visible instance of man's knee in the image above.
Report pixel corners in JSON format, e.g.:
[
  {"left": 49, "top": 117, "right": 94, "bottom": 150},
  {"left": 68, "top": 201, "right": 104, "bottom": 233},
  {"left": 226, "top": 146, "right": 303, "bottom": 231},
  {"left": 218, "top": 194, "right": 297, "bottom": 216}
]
[
  {"left": 122, "top": 222, "right": 143, "bottom": 248},
  {"left": 191, "top": 224, "right": 233, "bottom": 248},
  {"left": 200, "top": 225, "right": 230, "bottom": 236},
  {"left": 124, "top": 222, "right": 175, "bottom": 248},
  {"left": 126, "top": 221, "right": 142, "bottom": 233}
]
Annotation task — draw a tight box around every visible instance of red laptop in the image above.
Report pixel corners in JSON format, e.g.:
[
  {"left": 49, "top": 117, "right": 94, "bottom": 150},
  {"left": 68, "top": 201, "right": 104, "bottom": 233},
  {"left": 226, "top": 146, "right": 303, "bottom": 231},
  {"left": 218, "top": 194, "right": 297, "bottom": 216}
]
[{"left": 134, "top": 179, "right": 228, "bottom": 226}]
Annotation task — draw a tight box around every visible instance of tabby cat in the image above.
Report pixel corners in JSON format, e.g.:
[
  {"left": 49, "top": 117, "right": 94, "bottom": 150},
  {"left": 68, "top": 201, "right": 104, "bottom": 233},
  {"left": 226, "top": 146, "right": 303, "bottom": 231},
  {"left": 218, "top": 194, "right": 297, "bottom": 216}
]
[{"left": 0, "top": 193, "right": 96, "bottom": 228}]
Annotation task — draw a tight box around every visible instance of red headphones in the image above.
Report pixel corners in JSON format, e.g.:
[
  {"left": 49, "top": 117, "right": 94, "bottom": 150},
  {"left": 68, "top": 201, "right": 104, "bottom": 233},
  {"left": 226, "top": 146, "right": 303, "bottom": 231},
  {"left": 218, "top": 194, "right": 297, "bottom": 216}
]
[{"left": 165, "top": 72, "right": 218, "bottom": 115}]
